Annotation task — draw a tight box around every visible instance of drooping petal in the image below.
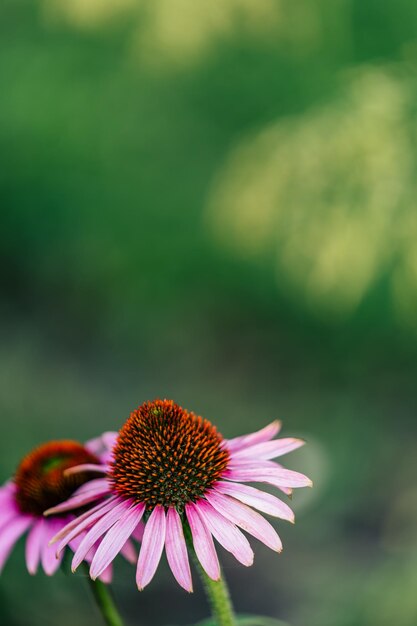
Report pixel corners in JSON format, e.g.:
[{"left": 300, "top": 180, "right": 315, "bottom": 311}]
[
  {"left": 120, "top": 538, "right": 137, "bottom": 564},
  {"left": 0, "top": 515, "right": 33, "bottom": 573},
  {"left": 0, "top": 499, "right": 21, "bottom": 534},
  {"left": 98, "top": 563, "right": 113, "bottom": 584},
  {"left": 0, "top": 482, "right": 16, "bottom": 505},
  {"left": 185, "top": 503, "right": 220, "bottom": 581},
  {"left": 224, "top": 466, "right": 312, "bottom": 489},
  {"left": 165, "top": 507, "right": 192, "bottom": 592},
  {"left": 52, "top": 497, "right": 119, "bottom": 553},
  {"left": 215, "top": 482, "right": 294, "bottom": 522},
  {"left": 195, "top": 500, "right": 254, "bottom": 566},
  {"left": 228, "top": 458, "right": 285, "bottom": 471},
  {"left": 45, "top": 482, "right": 111, "bottom": 515},
  {"left": 205, "top": 491, "right": 282, "bottom": 553},
  {"left": 132, "top": 522, "right": 145, "bottom": 543},
  {"left": 223, "top": 457, "right": 299, "bottom": 497},
  {"left": 71, "top": 499, "right": 133, "bottom": 571},
  {"left": 90, "top": 503, "right": 145, "bottom": 580},
  {"left": 69, "top": 531, "right": 95, "bottom": 561},
  {"left": 71, "top": 478, "right": 110, "bottom": 497},
  {"left": 226, "top": 421, "right": 282, "bottom": 453},
  {"left": 25, "top": 518, "right": 46, "bottom": 575},
  {"left": 231, "top": 438, "right": 305, "bottom": 461},
  {"left": 70, "top": 532, "right": 114, "bottom": 582},
  {"left": 41, "top": 518, "right": 66, "bottom": 575},
  {"left": 136, "top": 506, "right": 166, "bottom": 590}
]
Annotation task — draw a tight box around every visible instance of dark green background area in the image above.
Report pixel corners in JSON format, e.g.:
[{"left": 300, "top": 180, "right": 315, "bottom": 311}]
[{"left": 1, "top": 2, "right": 416, "bottom": 625}]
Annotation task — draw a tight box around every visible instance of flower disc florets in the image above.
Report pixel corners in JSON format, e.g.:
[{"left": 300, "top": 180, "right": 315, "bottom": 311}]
[
  {"left": 14, "top": 441, "right": 100, "bottom": 516},
  {"left": 110, "top": 399, "right": 230, "bottom": 511}
]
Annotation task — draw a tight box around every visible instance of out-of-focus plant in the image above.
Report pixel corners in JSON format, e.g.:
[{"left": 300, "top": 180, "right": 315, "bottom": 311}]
[
  {"left": 207, "top": 67, "right": 417, "bottom": 330},
  {"left": 40, "top": 0, "right": 321, "bottom": 67}
]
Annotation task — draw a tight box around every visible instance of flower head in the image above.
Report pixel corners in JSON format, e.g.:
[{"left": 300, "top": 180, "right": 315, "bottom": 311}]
[
  {"left": 112, "top": 400, "right": 230, "bottom": 510},
  {"left": 0, "top": 434, "right": 135, "bottom": 579},
  {"left": 51, "top": 399, "right": 312, "bottom": 592}
]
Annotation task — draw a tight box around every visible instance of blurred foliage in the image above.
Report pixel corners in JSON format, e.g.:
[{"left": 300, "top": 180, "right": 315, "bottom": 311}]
[
  {"left": 1, "top": 1, "right": 417, "bottom": 625},
  {"left": 207, "top": 67, "right": 417, "bottom": 327}
]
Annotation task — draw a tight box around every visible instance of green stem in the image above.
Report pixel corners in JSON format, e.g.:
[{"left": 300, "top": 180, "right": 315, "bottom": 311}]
[
  {"left": 185, "top": 527, "right": 236, "bottom": 626},
  {"left": 83, "top": 565, "right": 125, "bottom": 626}
]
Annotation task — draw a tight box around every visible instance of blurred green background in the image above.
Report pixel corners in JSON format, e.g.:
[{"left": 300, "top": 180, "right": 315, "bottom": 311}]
[{"left": 1, "top": 1, "right": 417, "bottom": 625}]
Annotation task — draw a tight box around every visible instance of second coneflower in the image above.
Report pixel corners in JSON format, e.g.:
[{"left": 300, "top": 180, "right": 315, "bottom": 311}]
[
  {"left": 48, "top": 399, "right": 312, "bottom": 592},
  {"left": 0, "top": 433, "right": 136, "bottom": 580}
]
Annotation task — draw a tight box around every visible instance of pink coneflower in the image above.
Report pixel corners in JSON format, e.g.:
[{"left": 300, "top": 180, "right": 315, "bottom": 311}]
[
  {"left": 50, "top": 400, "right": 312, "bottom": 592},
  {"left": 0, "top": 434, "right": 136, "bottom": 580}
]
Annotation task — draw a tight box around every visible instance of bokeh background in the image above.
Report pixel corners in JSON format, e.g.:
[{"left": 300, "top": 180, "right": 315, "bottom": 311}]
[{"left": 1, "top": 1, "right": 417, "bottom": 625}]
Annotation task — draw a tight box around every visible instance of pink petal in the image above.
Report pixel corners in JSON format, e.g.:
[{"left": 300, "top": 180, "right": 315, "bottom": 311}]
[
  {"left": 0, "top": 500, "right": 21, "bottom": 534},
  {"left": 85, "top": 432, "right": 118, "bottom": 466},
  {"left": 136, "top": 506, "right": 166, "bottom": 590},
  {"left": 41, "top": 518, "right": 65, "bottom": 575},
  {"left": 25, "top": 518, "right": 46, "bottom": 574},
  {"left": 231, "top": 438, "right": 305, "bottom": 461},
  {"left": 120, "top": 538, "right": 137, "bottom": 564},
  {"left": 215, "top": 482, "right": 294, "bottom": 522},
  {"left": 0, "top": 484, "right": 16, "bottom": 501},
  {"left": 185, "top": 503, "right": 220, "bottom": 581},
  {"left": 0, "top": 484, "right": 17, "bottom": 516},
  {"left": 69, "top": 530, "right": 91, "bottom": 557},
  {"left": 85, "top": 435, "right": 105, "bottom": 455},
  {"left": 98, "top": 563, "right": 113, "bottom": 584},
  {"left": 45, "top": 484, "right": 110, "bottom": 515},
  {"left": 226, "top": 421, "right": 282, "bottom": 453},
  {"left": 102, "top": 432, "right": 118, "bottom": 451},
  {"left": 52, "top": 497, "right": 119, "bottom": 554},
  {"left": 72, "top": 541, "right": 103, "bottom": 572},
  {"left": 224, "top": 466, "right": 312, "bottom": 489},
  {"left": 64, "top": 464, "right": 108, "bottom": 476},
  {"left": 0, "top": 482, "right": 16, "bottom": 502},
  {"left": 72, "top": 478, "right": 110, "bottom": 496},
  {"left": 165, "top": 507, "right": 193, "bottom": 592},
  {"left": 72, "top": 499, "right": 132, "bottom": 571},
  {"left": 90, "top": 503, "right": 145, "bottom": 579},
  {"left": 205, "top": 491, "right": 282, "bottom": 552},
  {"left": 85, "top": 432, "right": 118, "bottom": 455},
  {"left": 132, "top": 522, "right": 145, "bottom": 543},
  {"left": 227, "top": 458, "right": 283, "bottom": 470},
  {"left": 196, "top": 500, "right": 254, "bottom": 567},
  {"left": 0, "top": 514, "right": 33, "bottom": 573}
]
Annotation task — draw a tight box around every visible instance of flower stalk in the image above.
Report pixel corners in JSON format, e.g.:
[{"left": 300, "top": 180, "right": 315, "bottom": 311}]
[
  {"left": 185, "top": 526, "right": 236, "bottom": 626},
  {"left": 84, "top": 565, "right": 125, "bottom": 626}
]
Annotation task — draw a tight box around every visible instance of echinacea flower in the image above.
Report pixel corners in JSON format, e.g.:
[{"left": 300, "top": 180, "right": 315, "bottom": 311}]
[
  {"left": 49, "top": 399, "right": 312, "bottom": 592},
  {"left": 0, "top": 434, "right": 136, "bottom": 580}
]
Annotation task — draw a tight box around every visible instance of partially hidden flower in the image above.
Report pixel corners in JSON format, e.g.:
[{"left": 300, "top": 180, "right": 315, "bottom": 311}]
[
  {"left": 49, "top": 399, "right": 312, "bottom": 592},
  {"left": 0, "top": 434, "right": 137, "bottom": 580}
]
